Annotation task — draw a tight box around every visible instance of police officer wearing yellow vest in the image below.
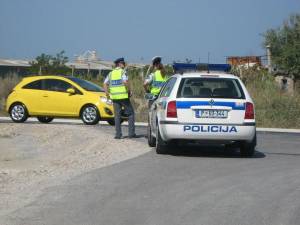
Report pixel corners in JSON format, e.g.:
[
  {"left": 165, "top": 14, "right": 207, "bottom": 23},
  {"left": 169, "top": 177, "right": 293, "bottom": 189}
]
[
  {"left": 144, "top": 56, "right": 168, "bottom": 107},
  {"left": 104, "top": 58, "right": 136, "bottom": 139}
]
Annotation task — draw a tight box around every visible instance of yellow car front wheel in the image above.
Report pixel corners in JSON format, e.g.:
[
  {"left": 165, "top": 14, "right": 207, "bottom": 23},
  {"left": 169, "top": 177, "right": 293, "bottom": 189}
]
[{"left": 81, "top": 105, "right": 100, "bottom": 125}]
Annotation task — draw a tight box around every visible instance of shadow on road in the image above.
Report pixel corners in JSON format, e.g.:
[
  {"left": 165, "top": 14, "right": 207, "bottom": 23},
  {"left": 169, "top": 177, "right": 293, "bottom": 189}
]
[{"left": 167, "top": 145, "right": 265, "bottom": 158}]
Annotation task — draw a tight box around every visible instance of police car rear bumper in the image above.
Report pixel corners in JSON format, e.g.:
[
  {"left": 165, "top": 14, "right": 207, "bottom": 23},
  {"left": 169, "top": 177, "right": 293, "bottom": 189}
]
[{"left": 159, "top": 121, "right": 256, "bottom": 142}]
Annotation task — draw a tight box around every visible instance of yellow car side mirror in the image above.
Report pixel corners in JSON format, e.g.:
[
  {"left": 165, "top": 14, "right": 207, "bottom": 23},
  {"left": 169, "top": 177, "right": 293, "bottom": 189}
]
[{"left": 67, "top": 88, "right": 76, "bottom": 95}]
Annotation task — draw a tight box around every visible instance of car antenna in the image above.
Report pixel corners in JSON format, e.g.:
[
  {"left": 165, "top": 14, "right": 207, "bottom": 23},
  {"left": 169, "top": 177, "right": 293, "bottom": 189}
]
[{"left": 207, "top": 52, "right": 210, "bottom": 73}]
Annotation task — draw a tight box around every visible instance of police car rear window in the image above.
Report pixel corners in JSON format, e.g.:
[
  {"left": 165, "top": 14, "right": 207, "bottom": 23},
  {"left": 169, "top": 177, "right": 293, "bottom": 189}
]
[{"left": 177, "top": 78, "right": 245, "bottom": 99}]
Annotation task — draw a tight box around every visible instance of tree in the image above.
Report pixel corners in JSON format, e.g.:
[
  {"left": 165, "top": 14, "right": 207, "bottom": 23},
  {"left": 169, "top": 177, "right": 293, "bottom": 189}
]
[
  {"left": 30, "top": 50, "right": 71, "bottom": 75},
  {"left": 264, "top": 13, "right": 300, "bottom": 79}
]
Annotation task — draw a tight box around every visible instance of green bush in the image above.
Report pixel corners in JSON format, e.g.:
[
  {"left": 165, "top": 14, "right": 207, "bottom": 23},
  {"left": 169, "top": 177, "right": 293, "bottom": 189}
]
[{"left": 245, "top": 71, "right": 300, "bottom": 128}]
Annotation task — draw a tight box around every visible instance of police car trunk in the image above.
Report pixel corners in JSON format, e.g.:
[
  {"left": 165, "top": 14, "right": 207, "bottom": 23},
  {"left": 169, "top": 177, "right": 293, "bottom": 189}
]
[{"left": 162, "top": 74, "right": 256, "bottom": 142}]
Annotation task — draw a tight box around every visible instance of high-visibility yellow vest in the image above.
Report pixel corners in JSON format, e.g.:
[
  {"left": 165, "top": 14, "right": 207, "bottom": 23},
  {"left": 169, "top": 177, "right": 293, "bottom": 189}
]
[
  {"left": 150, "top": 70, "right": 168, "bottom": 95},
  {"left": 109, "top": 68, "right": 128, "bottom": 100}
]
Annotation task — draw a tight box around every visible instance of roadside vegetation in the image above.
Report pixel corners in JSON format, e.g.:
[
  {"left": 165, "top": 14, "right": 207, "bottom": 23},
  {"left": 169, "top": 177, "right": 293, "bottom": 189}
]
[
  {"left": 1, "top": 66, "right": 300, "bottom": 127},
  {"left": 0, "top": 73, "right": 21, "bottom": 115},
  {"left": 234, "top": 68, "right": 300, "bottom": 128},
  {"left": 264, "top": 13, "right": 300, "bottom": 80}
]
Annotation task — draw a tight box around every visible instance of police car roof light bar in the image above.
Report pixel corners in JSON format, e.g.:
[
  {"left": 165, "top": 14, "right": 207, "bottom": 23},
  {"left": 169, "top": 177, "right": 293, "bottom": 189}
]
[
  {"left": 172, "top": 63, "right": 197, "bottom": 74},
  {"left": 173, "top": 63, "right": 231, "bottom": 74}
]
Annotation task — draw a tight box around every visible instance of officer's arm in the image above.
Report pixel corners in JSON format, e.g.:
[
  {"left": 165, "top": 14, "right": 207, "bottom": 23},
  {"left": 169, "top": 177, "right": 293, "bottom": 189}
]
[
  {"left": 103, "top": 74, "right": 110, "bottom": 98},
  {"left": 123, "top": 80, "right": 132, "bottom": 97},
  {"left": 122, "top": 71, "right": 131, "bottom": 95},
  {"left": 104, "top": 83, "right": 109, "bottom": 97},
  {"left": 143, "top": 81, "right": 149, "bottom": 91},
  {"left": 143, "top": 74, "right": 152, "bottom": 92}
]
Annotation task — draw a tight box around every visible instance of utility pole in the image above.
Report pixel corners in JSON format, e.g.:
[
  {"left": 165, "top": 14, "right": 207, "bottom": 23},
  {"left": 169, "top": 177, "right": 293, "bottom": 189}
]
[
  {"left": 71, "top": 65, "right": 74, "bottom": 76},
  {"left": 266, "top": 45, "right": 272, "bottom": 73}
]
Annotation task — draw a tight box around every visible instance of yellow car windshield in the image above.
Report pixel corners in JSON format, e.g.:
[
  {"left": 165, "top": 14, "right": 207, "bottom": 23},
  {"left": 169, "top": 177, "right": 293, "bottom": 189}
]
[{"left": 68, "top": 77, "right": 104, "bottom": 92}]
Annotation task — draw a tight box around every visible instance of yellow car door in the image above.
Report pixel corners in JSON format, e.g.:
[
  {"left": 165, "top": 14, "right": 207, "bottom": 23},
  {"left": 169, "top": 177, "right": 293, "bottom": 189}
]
[
  {"left": 42, "top": 79, "right": 83, "bottom": 116},
  {"left": 20, "top": 79, "right": 46, "bottom": 115}
]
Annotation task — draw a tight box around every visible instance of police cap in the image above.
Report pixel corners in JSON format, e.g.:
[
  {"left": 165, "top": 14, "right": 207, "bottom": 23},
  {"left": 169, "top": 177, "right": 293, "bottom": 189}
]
[
  {"left": 114, "top": 57, "right": 125, "bottom": 64},
  {"left": 152, "top": 56, "right": 162, "bottom": 65}
]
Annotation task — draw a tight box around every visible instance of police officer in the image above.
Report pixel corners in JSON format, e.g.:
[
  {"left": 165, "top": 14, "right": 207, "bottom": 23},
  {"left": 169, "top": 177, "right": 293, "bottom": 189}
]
[
  {"left": 104, "top": 58, "right": 136, "bottom": 139},
  {"left": 143, "top": 56, "right": 168, "bottom": 107}
]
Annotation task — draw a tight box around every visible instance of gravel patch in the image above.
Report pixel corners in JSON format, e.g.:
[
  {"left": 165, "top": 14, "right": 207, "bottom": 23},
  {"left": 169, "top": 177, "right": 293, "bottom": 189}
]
[{"left": 0, "top": 122, "right": 150, "bottom": 219}]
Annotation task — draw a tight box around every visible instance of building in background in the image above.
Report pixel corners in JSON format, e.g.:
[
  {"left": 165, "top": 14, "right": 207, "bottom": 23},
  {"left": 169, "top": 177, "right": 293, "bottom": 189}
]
[
  {"left": 226, "top": 56, "right": 262, "bottom": 69},
  {"left": 0, "top": 50, "right": 145, "bottom": 78},
  {"left": 0, "top": 59, "right": 31, "bottom": 76}
]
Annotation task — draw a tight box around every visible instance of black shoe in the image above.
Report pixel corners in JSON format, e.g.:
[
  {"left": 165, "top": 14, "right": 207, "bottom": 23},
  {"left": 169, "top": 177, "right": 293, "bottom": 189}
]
[
  {"left": 128, "top": 134, "right": 138, "bottom": 139},
  {"left": 114, "top": 136, "right": 123, "bottom": 139}
]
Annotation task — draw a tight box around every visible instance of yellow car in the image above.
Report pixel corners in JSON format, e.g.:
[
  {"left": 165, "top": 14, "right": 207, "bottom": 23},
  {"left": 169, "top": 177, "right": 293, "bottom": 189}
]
[{"left": 6, "top": 75, "right": 116, "bottom": 125}]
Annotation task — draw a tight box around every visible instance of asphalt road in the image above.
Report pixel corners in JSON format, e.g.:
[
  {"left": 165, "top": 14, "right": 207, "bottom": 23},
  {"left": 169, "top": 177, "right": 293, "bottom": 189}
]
[{"left": 3, "top": 125, "right": 300, "bottom": 225}]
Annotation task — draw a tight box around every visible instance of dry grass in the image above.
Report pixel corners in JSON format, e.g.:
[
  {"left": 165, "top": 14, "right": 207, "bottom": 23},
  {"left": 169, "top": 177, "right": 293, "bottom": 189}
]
[
  {"left": 1, "top": 69, "right": 300, "bottom": 128},
  {"left": 245, "top": 72, "right": 300, "bottom": 128},
  {"left": 0, "top": 73, "right": 21, "bottom": 113}
]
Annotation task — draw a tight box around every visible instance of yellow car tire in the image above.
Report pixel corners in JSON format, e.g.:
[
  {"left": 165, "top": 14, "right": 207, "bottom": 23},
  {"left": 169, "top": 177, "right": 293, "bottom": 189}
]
[
  {"left": 80, "top": 105, "right": 100, "bottom": 125},
  {"left": 9, "top": 102, "right": 28, "bottom": 123}
]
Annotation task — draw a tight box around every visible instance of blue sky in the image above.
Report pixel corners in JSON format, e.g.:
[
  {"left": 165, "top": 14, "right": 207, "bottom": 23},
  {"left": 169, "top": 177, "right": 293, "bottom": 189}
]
[{"left": 0, "top": 0, "right": 299, "bottom": 63}]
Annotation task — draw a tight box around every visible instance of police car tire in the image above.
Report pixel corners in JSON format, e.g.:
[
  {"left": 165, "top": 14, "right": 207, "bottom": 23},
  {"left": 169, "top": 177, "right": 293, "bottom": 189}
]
[
  {"left": 240, "top": 145, "right": 255, "bottom": 157},
  {"left": 37, "top": 116, "right": 54, "bottom": 123},
  {"left": 147, "top": 123, "right": 156, "bottom": 147},
  {"left": 240, "top": 134, "right": 256, "bottom": 157},
  {"left": 156, "top": 126, "right": 168, "bottom": 154}
]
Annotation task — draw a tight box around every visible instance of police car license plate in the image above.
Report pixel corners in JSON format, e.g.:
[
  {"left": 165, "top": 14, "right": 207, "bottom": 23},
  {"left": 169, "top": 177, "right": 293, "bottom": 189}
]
[{"left": 195, "top": 109, "right": 228, "bottom": 118}]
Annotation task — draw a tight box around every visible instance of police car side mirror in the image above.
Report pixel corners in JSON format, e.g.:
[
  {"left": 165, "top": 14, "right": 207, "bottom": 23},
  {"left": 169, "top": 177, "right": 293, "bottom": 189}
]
[{"left": 144, "top": 93, "right": 157, "bottom": 100}]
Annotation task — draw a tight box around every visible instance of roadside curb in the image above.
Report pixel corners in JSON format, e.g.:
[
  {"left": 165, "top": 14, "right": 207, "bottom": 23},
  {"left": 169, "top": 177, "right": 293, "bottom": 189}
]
[
  {"left": 256, "top": 128, "right": 300, "bottom": 134},
  {"left": 1, "top": 117, "right": 300, "bottom": 134}
]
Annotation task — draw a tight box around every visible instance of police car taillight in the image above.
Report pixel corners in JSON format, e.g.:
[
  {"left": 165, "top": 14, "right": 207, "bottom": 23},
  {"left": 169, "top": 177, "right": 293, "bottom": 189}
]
[
  {"left": 244, "top": 102, "right": 254, "bottom": 119},
  {"left": 167, "top": 101, "right": 177, "bottom": 118}
]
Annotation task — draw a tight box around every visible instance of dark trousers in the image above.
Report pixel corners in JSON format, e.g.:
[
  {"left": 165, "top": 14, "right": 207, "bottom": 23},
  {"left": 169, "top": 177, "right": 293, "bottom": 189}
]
[{"left": 113, "top": 99, "right": 135, "bottom": 137}]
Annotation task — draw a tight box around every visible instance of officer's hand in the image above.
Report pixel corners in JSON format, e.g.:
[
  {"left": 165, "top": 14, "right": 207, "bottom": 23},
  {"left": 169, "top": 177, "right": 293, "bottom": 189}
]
[{"left": 128, "top": 91, "right": 133, "bottom": 97}]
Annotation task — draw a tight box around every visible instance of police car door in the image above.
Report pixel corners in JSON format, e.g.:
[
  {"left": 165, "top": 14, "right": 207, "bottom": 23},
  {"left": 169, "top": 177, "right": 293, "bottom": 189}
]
[
  {"left": 176, "top": 76, "right": 246, "bottom": 125},
  {"left": 153, "top": 77, "right": 178, "bottom": 129}
]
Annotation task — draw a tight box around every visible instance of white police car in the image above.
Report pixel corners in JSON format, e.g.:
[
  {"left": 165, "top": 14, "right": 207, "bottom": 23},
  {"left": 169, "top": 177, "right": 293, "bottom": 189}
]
[{"left": 147, "top": 65, "right": 256, "bottom": 157}]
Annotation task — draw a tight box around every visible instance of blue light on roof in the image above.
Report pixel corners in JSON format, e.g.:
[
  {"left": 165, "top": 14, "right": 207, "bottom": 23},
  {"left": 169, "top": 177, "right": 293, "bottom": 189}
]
[
  {"left": 173, "top": 63, "right": 231, "bottom": 73},
  {"left": 173, "top": 63, "right": 197, "bottom": 72},
  {"left": 205, "top": 63, "right": 231, "bottom": 72}
]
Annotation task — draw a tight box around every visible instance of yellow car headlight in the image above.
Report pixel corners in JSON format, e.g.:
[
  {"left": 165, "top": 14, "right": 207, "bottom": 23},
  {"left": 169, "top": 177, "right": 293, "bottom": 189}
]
[{"left": 100, "top": 96, "right": 113, "bottom": 105}]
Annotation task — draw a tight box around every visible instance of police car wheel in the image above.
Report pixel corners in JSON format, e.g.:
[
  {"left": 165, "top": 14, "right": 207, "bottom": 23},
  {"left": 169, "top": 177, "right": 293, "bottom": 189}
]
[
  {"left": 37, "top": 116, "right": 54, "bottom": 123},
  {"left": 9, "top": 103, "right": 28, "bottom": 123},
  {"left": 147, "top": 123, "right": 156, "bottom": 147},
  {"left": 240, "top": 144, "right": 255, "bottom": 157},
  {"left": 155, "top": 126, "right": 168, "bottom": 154},
  {"left": 81, "top": 105, "right": 100, "bottom": 125},
  {"left": 240, "top": 134, "right": 256, "bottom": 157}
]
